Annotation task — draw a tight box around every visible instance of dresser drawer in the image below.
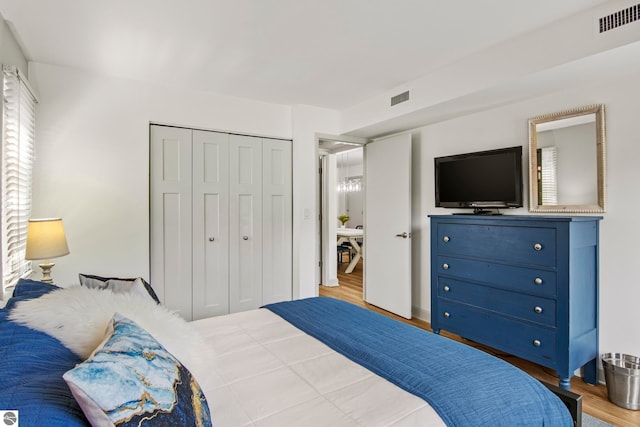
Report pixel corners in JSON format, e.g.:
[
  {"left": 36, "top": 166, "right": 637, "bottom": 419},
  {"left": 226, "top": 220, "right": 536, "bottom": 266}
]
[
  {"left": 436, "top": 223, "right": 557, "bottom": 267},
  {"left": 437, "top": 278, "right": 556, "bottom": 327},
  {"left": 435, "top": 300, "right": 557, "bottom": 365},
  {"left": 435, "top": 256, "right": 557, "bottom": 298}
]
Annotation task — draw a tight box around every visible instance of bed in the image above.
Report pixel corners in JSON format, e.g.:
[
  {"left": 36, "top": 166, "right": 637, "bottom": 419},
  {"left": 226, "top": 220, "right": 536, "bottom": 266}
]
[{"left": 0, "top": 278, "right": 576, "bottom": 426}]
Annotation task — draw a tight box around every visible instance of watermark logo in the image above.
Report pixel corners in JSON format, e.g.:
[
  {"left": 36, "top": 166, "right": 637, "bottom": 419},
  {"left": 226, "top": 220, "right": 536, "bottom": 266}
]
[{"left": 0, "top": 411, "right": 18, "bottom": 426}]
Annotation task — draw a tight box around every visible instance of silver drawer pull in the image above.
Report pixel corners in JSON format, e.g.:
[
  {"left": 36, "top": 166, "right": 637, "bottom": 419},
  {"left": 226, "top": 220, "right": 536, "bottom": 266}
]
[
  {"left": 442, "top": 263, "right": 449, "bottom": 270},
  {"left": 208, "top": 237, "right": 215, "bottom": 242},
  {"left": 533, "top": 243, "right": 542, "bottom": 251},
  {"left": 443, "top": 285, "right": 450, "bottom": 292},
  {"left": 534, "top": 277, "right": 543, "bottom": 285},
  {"left": 533, "top": 339, "right": 541, "bottom": 347},
  {"left": 443, "top": 236, "right": 450, "bottom": 243},
  {"left": 534, "top": 306, "right": 543, "bottom": 314},
  {"left": 443, "top": 312, "right": 450, "bottom": 318}
]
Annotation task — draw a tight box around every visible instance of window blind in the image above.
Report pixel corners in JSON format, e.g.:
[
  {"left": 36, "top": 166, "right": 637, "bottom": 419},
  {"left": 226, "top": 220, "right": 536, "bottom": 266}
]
[
  {"left": 540, "top": 146, "right": 558, "bottom": 205},
  {"left": 1, "top": 65, "right": 37, "bottom": 292}
]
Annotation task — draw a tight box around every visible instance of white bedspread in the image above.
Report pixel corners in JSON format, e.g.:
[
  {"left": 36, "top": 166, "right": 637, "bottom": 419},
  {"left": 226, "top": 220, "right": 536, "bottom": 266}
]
[{"left": 190, "top": 308, "right": 445, "bottom": 426}]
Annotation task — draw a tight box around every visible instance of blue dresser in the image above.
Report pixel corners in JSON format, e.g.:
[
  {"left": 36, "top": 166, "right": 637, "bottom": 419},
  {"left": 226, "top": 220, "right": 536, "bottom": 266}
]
[{"left": 429, "top": 215, "right": 601, "bottom": 390}]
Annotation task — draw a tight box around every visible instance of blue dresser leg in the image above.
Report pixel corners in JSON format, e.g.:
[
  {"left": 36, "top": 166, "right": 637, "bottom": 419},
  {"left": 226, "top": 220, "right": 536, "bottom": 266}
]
[
  {"left": 559, "top": 376, "right": 571, "bottom": 390},
  {"left": 583, "top": 358, "right": 598, "bottom": 385}
]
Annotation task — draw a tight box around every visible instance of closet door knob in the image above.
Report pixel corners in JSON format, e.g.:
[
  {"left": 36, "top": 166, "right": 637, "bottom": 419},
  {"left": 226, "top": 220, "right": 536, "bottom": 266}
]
[
  {"left": 243, "top": 236, "right": 249, "bottom": 241},
  {"left": 208, "top": 237, "right": 215, "bottom": 242}
]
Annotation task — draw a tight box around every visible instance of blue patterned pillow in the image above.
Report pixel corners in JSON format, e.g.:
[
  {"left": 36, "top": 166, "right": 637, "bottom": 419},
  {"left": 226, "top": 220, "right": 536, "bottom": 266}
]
[{"left": 63, "top": 313, "right": 211, "bottom": 427}]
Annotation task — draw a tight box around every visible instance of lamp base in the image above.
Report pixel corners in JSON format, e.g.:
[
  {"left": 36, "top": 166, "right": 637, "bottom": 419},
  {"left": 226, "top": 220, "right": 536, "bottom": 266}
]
[{"left": 38, "top": 260, "right": 56, "bottom": 284}]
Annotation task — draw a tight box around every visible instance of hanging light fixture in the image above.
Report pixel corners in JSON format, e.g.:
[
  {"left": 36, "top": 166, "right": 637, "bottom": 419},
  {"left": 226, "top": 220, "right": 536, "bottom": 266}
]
[{"left": 336, "top": 151, "right": 363, "bottom": 193}]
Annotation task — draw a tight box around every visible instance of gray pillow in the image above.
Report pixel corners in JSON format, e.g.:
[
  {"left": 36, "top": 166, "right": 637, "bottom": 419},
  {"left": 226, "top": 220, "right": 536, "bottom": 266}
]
[{"left": 79, "top": 274, "right": 160, "bottom": 304}]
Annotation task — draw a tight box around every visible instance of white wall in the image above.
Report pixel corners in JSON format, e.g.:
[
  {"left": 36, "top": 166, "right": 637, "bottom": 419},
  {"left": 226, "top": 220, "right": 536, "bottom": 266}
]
[
  {"left": 341, "top": 0, "right": 640, "bottom": 138},
  {"left": 413, "top": 70, "right": 640, "bottom": 360},
  {"left": 0, "top": 15, "right": 28, "bottom": 76},
  {"left": 29, "top": 62, "right": 294, "bottom": 287},
  {"left": 291, "top": 104, "right": 341, "bottom": 299},
  {"left": 26, "top": 64, "right": 341, "bottom": 304}
]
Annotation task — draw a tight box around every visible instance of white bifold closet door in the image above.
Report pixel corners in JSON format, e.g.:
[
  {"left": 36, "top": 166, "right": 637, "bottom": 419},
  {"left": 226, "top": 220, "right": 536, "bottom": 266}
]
[
  {"left": 229, "top": 134, "right": 263, "bottom": 314},
  {"left": 192, "top": 130, "right": 230, "bottom": 319},
  {"left": 150, "top": 125, "right": 292, "bottom": 321},
  {"left": 150, "top": 126, "right": 193, "bottom": 320}
]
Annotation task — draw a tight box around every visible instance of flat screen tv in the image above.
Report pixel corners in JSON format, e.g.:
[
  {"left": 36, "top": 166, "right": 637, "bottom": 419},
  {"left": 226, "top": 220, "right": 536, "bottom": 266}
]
[{"left": 434, "top": 146, "right": 523, "bottom": 213}]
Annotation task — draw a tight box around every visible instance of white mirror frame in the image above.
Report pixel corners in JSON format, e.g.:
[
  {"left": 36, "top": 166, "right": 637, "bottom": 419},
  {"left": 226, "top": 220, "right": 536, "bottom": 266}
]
[{"left": 528, "top": 104, "right": 606, "bottom": 213}]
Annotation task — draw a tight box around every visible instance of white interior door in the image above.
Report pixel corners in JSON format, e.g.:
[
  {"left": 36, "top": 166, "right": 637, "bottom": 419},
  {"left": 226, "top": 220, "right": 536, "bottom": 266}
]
[{"left": 364, "top": 133, "right": 412, "bottom": 318}]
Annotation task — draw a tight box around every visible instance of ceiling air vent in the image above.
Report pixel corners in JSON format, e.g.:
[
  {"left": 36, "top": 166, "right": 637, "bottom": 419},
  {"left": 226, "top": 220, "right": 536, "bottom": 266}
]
[
  {"left": 390, "top": 91, "right": 410, "bottom": 106},
  {"left": 599, "top": 3, "right": 639, "bottom": 33}
]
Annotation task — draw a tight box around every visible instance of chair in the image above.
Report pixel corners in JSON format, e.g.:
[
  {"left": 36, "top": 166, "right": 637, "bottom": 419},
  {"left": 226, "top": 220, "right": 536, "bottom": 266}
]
[{"left": 337, "top": 244, "right": 352, "bottom": 264}]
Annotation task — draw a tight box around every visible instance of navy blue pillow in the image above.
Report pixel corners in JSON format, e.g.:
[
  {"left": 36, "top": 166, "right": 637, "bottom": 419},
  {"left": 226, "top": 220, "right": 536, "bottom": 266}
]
[
  {"left": 0, "top": 305, "right": 89, "bottom": 426},
  {"left": 4, "top": 279, "right": 60, "bottom": 311}
]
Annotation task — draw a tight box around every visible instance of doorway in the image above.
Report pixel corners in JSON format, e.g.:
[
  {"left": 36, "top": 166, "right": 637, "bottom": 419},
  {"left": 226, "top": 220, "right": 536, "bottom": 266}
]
[
  {"left": 317, "top": 133, "right": 413, "bottom": 319},
  {"left": 317, "top": 135, "right": 366, "bottom": 299},
  {"left": 335, "top": 147, "right": 364, "bottom": 288}
]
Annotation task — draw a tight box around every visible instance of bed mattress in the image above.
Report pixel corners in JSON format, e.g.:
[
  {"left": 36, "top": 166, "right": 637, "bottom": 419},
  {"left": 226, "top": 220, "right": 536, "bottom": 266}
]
[{"left": 190, "top": 308, "right": 445, "bottom": 426}]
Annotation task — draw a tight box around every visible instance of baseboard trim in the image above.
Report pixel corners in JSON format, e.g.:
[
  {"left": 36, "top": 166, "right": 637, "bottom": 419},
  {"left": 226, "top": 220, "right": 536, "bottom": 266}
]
[
  {"left": 320, "top": 279, "right": 339, "bottom": 287},
  {"left": 412, "top": 306, "right": 430, "bottom": 323}
]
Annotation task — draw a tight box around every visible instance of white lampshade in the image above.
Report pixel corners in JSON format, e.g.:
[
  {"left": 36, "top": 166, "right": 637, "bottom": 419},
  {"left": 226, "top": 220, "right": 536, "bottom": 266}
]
[{"left": 25, "top": 218, "right": 70, "bottom": 260}]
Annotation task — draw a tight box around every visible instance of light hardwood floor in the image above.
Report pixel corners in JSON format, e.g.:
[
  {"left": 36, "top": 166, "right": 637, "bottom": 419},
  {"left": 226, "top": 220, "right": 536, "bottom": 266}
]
[{"left": 320, "top": 259, "right": 639, "bottom": 427}]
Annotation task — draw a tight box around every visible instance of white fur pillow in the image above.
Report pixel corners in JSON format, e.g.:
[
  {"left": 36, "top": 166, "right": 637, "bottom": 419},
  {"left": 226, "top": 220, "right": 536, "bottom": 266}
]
[{"left": 8, "top": 286, "right": 211, "bottom": 371}]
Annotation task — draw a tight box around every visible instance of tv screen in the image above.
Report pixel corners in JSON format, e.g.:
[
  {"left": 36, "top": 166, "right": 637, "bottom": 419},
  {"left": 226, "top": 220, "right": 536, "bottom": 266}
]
[{"left": 435, "top": 146, "right": 523, "bottom": 211}]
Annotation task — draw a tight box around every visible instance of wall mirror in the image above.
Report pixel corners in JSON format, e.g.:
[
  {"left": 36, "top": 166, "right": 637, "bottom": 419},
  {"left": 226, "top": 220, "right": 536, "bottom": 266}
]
[{"left": 528, "top": 104, "right": 606, "bottom": 213}]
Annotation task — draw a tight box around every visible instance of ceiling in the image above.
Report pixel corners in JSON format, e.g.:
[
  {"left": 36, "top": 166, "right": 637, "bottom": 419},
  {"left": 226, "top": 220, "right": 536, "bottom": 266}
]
[{"left": 0, "top": 0, "right": 614, "bottom": 110}]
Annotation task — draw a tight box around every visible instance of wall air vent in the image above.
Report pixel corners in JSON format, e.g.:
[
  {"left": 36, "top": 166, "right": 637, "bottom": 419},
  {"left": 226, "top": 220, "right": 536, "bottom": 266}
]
[
  {"left": 599, "top": 3, "right": 639, "bottom": 33},
  {"left": 390, "top": 90, "right": 410, "bottom": 106}
]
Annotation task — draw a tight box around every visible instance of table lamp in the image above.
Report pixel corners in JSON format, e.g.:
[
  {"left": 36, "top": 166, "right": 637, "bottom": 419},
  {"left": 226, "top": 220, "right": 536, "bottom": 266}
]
[{"left": 25, "top": 218, "right": 70, "bottom": 283}]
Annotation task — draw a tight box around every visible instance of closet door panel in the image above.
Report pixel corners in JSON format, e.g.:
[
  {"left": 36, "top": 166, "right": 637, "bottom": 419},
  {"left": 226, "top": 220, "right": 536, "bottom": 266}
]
[
  {"left": 150, "top": 125, "right": 192, "bottom": 320},
  {"left": 229, "top": 135, "right": 263, "bottom": 313},
  {"left": 192, "top": 130, "right": 230, "bottom": 319},
  {"left": 262, "top": 139, "right": 292, "bottom": 304}
]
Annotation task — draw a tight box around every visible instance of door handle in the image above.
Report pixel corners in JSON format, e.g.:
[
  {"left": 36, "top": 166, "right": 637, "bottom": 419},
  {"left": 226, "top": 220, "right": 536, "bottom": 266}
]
[{"left": 395, "top": 232, "right": 409, "bottom": 238}]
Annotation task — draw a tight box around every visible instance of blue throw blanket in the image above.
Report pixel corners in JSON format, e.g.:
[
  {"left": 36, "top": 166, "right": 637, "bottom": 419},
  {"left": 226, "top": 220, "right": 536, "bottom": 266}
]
[{"left": 265, "top": 297, "right": 572, "bottom": 427}]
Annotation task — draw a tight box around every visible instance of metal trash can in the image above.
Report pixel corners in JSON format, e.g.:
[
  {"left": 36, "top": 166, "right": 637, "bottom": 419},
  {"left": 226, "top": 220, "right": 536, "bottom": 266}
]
[{"left": 601, "top": 353, "right": 640, "bottom": 410}]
